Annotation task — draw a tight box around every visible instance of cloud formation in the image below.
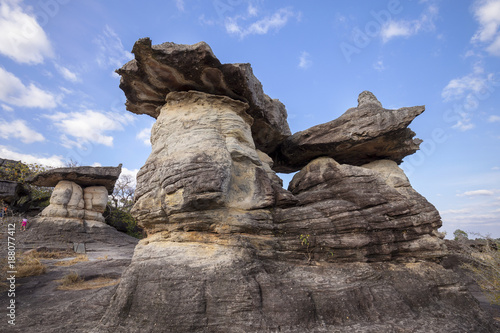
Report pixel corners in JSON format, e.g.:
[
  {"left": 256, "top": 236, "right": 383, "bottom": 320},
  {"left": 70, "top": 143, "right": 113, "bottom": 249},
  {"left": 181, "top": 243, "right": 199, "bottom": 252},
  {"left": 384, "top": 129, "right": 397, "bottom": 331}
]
[
  {"left": 457, "top": 189, "right": 496, "bottom": 196},
  {"left": 136, "top": 126, "right": 152, "bottom": 145},
  {"left": 0, "top": 118, "right": 45, "bottom": 143},
  {"left": 0, "top": 67, "right": 57, "bottom": 108},
  {"left": 381, "top": 4, "right": 438, "bottom": 43},
  {"left": 0, "top": 145, "right": 64, "bottom": 167},
  {"left": 55, "top": 64, "right": 79, "bottom": 82},
  {"left": 94, "top": 25, "right": 134, "bottom": 69},
  {"left": 225, "top": 7, "right": 298, "bottom": 39},
  {"left": 472, "top": 0, "right": 500, "bottom": 56},
  {"left": 298, "top": 51, "right": 312, "bottom": 69},
  {"left": 0, "top": 0, "right": 53, "bottom": 64},
  {"left": 46, "top": 110, "right": 134, "bottom": 148}
]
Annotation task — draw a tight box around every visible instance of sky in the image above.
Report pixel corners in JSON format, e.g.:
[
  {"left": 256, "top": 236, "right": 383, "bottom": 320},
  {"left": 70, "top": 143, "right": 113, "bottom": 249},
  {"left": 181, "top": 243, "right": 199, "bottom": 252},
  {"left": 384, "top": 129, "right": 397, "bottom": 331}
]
[{"left": 0, "top": 0, "right": 499, "bottom": 238}]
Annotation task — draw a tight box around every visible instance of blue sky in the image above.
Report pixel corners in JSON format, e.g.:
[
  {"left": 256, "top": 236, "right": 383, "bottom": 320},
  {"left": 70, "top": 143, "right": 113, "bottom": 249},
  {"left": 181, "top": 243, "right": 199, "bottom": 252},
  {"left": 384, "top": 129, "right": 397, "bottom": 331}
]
[{"left": 0, "top": 0, "right": 499, "bottom": 238}]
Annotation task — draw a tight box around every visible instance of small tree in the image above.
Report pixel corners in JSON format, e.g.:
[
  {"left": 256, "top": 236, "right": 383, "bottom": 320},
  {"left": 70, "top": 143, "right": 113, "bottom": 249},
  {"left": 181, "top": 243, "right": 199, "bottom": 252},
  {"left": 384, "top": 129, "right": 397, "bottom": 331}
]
[
  {"left": 455, "top": 233, "right": 500, "bottom": 305},
  {"left": 109, "top": 175, "right": 135, "bottom": 212},
  {"left": 106, "top": 174, "right": 142, "bottom": 238},
  {"left": 454, "top": 229, "right": 469, "bottom": 241}
]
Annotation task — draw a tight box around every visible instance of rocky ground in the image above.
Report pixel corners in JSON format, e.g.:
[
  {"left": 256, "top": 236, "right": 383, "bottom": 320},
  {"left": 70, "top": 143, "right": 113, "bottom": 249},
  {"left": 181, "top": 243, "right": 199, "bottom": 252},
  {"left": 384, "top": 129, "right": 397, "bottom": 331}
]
[
  {"left": 0, "top": 217, "right": 498, "bottom": 332},
  {"left": 0, "top": 217, "right": 137, "bottom": 333}
]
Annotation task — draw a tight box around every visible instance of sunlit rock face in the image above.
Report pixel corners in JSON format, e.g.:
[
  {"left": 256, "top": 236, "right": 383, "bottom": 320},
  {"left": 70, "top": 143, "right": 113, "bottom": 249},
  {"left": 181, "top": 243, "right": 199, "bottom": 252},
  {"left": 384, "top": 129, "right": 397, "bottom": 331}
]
[
  {"left": 30, "top": 165, "right": 121, "bottom": 224},
  {"left": 93, "top": 40, "right": 500, "bottom": 333},
  {"left": 132, "top": 91, "right": 277, "bottom": 237}
]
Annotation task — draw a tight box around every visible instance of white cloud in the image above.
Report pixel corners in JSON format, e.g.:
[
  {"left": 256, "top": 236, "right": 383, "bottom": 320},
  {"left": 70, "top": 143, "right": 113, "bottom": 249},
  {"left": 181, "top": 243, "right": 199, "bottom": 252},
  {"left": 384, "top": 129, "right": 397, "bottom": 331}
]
[
  {"left": 0, "top": 67, "right": 57, "bottom": 108},
  {"left": 442, "top": 68, "right": 495, "bottom": 102},
  {"left": 225, "top": 8, "right": 298, "bottom": 39},
  {"left": 373, "top": 59, "right": 385, "bottom": 72},
  {"left": 247, "top": 4, "right": 258, "bottom": 17},
  {"left": 55, "top": 64, "right": 79, "bottom": 83},
  {"left": 45, "top": 110, "right": 134, "bottom": 148},
  {"left": 488, "top": 115, "right": 500, "bottom": 122},
  {"left": 472, "top": 0, "right": 500, "bottom": 56},
  {"left": 0, "top": 145, "right": 64, "bottom": 167},
  {"left": 381, "top": 4, "right": 438, "bottom": 43},
  {"left": 298, "top": 51, "right": 312, "bottom": 69},
  {"left": 136, "top": 126, "right": 152, "bottom": 145},
  {"left": 0, "top": 118, "right": 45, "bottom": 143},
  {"left": 457, "top": 189, "right": 496, "bottom": 197},
  {"left": 94, "top": 25, "right": 133, "bottom": 69},
  {"left": 1, "top": 104, "right": 13, "bottom": 112},
  {"left": 0, "top": 0, "right": 54, "bottom": 64},
  {"left": 492, "top": 166, "right": 500, "bottom": 170},
  {"left": 452, "top": 112, "right": 475, "bottom": 131},
  {"left": 175, "top": 0, "right": 184, "bottom": 11}
]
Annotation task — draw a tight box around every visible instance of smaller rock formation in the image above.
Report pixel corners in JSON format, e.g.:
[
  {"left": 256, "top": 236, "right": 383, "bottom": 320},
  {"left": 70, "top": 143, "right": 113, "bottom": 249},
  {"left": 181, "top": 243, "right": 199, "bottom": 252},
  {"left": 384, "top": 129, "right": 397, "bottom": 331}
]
[
  {"left": 273, "top": 91, "right": 423, "bottom": 172},
  {"left": 28, "top": 165, "right": 121, "bottom": 224}
]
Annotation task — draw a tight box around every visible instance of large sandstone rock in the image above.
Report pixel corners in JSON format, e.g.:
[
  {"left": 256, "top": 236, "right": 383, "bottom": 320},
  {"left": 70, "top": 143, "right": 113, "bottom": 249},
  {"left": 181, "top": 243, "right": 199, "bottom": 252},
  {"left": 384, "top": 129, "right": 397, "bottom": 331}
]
[
  {"left": 274, "top": 157, "right": 444, "bottom": 262},
  {"left": 116, "top": 38, "right": 291, "bottom": 154},
  {"left": 92, "top": 39, "right": 499, "bottom": 332},
  {"left": 132, "top": 90, "right": 277, "bottom": 234},
  {"left": 273, "top": 91, "right": 424, "bottom": 172},
  {"left": 28, "top": 164, "right": 122, "bottom": 194}
]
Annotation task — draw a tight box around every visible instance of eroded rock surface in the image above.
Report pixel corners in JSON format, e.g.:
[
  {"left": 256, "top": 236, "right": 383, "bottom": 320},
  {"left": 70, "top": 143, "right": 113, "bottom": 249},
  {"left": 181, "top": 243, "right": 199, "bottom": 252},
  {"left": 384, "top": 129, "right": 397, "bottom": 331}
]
[
  {"left": 116, "top": 38, "right": 290, "bottom": 154},
  {"left": 28, "top": 165, "right": 122, "bottom": 194},
  {"left": 32, "top": 165, "right": 121, "bottom": 224},
  {"left": 273, "top": 91, "right": 424, "bottom": 172},
  {"left": 93, "top": 40, "right": 498, "bottom": 332}
]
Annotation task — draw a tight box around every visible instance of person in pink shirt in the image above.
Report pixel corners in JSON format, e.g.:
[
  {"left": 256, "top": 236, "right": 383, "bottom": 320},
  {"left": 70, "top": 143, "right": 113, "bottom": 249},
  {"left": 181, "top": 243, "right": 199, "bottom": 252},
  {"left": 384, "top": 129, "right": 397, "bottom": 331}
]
[{"left": 21, "top": 218, "right": 28, "bottom": 231}]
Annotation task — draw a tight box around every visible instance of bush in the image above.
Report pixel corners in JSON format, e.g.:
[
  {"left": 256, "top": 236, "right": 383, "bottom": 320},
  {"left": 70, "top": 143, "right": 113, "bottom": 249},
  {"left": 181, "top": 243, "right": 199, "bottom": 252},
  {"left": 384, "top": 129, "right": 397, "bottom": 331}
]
[
  {"left": 104, "top": 206, "right": 143, "bottom": 239},
  {"left": 454, "top": 232, "right": 500, "bottom": 305}
]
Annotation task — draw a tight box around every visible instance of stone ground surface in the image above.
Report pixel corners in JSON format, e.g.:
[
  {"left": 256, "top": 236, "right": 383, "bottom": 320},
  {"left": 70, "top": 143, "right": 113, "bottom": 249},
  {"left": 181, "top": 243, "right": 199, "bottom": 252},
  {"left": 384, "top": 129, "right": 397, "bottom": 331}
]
[
  {"left": 0, "top": 216, "right": 498, "bottom": 332},
  {"left": 0, "top": 216, "right": 137, "bottom": 333}
]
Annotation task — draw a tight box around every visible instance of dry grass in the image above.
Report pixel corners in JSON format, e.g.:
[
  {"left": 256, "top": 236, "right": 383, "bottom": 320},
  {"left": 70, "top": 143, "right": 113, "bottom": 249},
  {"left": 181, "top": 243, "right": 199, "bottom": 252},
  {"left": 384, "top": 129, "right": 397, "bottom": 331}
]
[
  {"left": 57, "top": 272, "right": 119, "bottom": 290},
  {"left": 54, "top": 254, "right": 89, "bottom": 267},
  {"left": 16, "top": 255, "right": 47, "bottom": 278},
  {"left": 28, "top": 249, "right": 75, "bottom": 259}
]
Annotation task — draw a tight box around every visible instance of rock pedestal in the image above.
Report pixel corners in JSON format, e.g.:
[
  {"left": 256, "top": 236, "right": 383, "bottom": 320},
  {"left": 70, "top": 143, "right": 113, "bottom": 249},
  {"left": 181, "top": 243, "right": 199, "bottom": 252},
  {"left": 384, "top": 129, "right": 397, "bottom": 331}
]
[
  {"left": 28, "top": 165, "right": 121, "bottom": 224},
  {"left": 93, "top": 40, "right": 498, "bottom": 332}
]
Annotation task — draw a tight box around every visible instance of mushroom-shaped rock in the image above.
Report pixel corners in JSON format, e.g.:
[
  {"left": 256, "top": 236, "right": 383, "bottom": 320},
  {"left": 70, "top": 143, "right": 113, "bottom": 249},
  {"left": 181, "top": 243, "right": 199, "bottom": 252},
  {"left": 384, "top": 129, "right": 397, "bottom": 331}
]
[
  {"left": 273, "top": 91, "right": 424, "bottom": 173},
  {"left": 116, "top": 38, "right": 291, "bottom": 154},
  {"left": 27, "top": 164, "right": 122, "bottom": 194}
]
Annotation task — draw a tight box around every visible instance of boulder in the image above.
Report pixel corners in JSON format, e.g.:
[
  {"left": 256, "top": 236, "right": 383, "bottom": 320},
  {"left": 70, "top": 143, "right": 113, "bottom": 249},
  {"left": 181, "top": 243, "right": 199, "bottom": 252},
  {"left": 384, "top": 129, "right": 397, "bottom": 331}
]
[
  {"left": 27, "top": 165, "right": 122, "bottom": 194},
  {"left": 116, "top": 38, "right": 291, "bottom": 154},
  {"left": 132, "top": 90, "right": 277, "bottom": 234},
  {"left": 92, "top": 39, "right": 499, "bottom": 332},
  {"left": 274, "top": 157, "right": 445, "bottom": 262},
  {"left": 273, "top": 91, "right": 424, "bottom": 172}
]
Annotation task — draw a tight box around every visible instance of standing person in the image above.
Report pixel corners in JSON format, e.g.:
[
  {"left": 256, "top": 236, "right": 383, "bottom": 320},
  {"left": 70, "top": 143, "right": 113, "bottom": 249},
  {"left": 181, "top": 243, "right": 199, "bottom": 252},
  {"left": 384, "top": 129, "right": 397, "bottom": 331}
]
[
  {"left": 2, "top": 206, "right": 7, "bottom": 218},
  {"left": 21, "top": 218, "right": 27, "bottom": 231}
]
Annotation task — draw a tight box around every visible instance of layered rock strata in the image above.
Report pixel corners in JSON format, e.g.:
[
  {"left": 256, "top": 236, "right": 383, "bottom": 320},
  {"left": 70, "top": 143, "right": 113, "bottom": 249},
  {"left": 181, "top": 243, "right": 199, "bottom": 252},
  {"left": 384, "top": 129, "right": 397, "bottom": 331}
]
[
  {"left": 93, "top": 40, "right": 498, "bottom": 332},
  {"left": 273, "top": 91, "right": 424, "bottom": 172},
  {"left": 29, "top": 165, "right": 121, "bottom": 224},
  {"left": 116, "top": 37, "right": 290, "bottom": 154}
]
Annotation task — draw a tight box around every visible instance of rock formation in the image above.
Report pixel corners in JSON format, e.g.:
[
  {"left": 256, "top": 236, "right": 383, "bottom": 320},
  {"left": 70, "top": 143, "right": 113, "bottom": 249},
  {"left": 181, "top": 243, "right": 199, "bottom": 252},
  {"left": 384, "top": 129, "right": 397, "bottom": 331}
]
[
  {"left": 28, "top": 165, "right": 121, "bottom": 224},
  {"left": 273, "top": 91, "right": 424, "bottom": 172},
  {"left": 93, "top": 39, "right": 498, "bottom": 332}
]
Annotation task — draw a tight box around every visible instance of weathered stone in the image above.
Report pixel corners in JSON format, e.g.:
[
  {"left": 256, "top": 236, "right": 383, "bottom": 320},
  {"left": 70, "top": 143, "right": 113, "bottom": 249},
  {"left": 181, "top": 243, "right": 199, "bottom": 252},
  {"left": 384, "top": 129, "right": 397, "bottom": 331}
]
[
  {"left": 132, "top": 90, "right": 276, "bottom": 233},
  {"left": 273, "top": 91, "right": 424, "bottom": 172},
  {"left": 116, "top": 38, "right": 291, "bottom": 154},
  {"left": 274, "top": 157, "right": 445, "bottom": 262},
  {"left": 28, "top": 165, "right": 122, "bottom": 194},
  {"left": 91, "top": 40, "right": 500, "bottom": 332},
  {"left": 40, "top": 181, "right": 107, "bottom": 223},
  {"left": 0, "top": 180, "right": 29, "bottom": 204}
]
